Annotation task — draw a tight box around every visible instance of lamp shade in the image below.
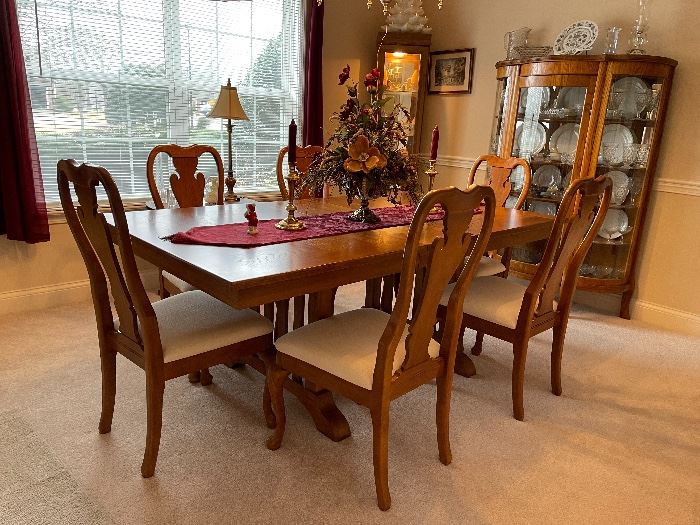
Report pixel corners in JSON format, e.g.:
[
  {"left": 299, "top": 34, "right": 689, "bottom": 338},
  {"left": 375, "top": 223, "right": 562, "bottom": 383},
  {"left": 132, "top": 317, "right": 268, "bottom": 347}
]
[{"left": 208, "top": 80, "right": 249, "bottom": 120}]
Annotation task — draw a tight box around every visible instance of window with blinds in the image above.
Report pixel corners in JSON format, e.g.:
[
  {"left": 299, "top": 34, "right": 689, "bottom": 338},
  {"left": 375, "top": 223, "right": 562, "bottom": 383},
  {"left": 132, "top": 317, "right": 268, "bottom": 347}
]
[{"left": 16, "top": 0, "right": 304, "bottom": 203}]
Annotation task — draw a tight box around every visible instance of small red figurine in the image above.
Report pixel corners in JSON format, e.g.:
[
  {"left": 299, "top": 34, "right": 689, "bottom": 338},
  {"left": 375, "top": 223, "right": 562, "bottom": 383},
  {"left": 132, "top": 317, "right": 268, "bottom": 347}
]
[{"left": 244, "top": 203, "right": 259, "bottom": 235}]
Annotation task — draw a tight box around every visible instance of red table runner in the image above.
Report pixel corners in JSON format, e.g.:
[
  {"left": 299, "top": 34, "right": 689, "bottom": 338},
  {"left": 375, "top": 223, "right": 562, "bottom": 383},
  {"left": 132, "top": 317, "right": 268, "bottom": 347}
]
[{"left": 166, "top": 205, "right": 478, "bottom": 248}]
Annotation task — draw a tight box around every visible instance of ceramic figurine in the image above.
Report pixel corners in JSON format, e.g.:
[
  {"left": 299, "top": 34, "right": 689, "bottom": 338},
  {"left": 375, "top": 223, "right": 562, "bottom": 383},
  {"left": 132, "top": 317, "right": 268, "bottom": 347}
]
[{"left": 244, "top": 203, "right": 259, "bottom": 235}]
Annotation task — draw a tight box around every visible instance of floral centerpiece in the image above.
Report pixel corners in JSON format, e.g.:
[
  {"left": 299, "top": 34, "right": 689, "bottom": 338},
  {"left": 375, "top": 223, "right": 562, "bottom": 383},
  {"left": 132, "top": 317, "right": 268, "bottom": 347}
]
[{"left": 302, "top": 65, "right": 421, "bottom": 223}]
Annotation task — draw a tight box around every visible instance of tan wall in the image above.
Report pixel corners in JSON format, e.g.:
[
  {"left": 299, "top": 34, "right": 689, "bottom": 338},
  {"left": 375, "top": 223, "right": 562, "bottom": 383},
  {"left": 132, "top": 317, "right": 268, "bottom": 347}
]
[{"left": 323, "top": 1, "right": 700, "bottom": 333}]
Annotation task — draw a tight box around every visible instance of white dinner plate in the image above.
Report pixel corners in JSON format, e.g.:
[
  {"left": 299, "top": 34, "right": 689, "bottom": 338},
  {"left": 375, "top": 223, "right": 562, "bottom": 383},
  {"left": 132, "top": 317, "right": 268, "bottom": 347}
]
[
  {"left": 553, "top": 20, "right": 599, "bottom": 55},
  {"left": 555, "top": 87, "right": 587, "bottom": 110},
  {"left": 533, "top": 165, "right": 562, "bottom": 188},
  {"left": 602, "top": 124, "right": 635, "bottom": 146},
  {"left": 514, "top": 121, "right": 547, "bottom": 155},
  {"left": 549, "top": 123, "right": 580, "bottom": 154},
  {"left": 605, "top": 170, "right": 630, "bottom": 205},
  {"left": 530, "top": 201, "right": 558, "bottom": 216},
  {"left": 612, "top": 77, "right": 651, "bottom": 118},
  {"left": 598, "top": 209, "right": 629, "bottom": 239}
]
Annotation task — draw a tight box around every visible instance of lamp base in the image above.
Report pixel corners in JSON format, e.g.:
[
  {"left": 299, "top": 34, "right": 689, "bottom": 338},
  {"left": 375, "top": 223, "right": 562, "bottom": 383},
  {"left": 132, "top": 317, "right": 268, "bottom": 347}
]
[{"left": 224, "top": 174, "right": 240, "bottom": 202}]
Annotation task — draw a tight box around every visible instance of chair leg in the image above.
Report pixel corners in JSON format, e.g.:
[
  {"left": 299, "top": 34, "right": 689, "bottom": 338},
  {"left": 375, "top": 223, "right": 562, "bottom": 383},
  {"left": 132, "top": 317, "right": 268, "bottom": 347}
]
[
  {"left": 141, "top": 377, "right": 165, "bottom": 478},
  {"left": 200, "top": 368, "right": 213, "bottom": 386},
  {"left": 188, "top": 371, "right": 201, "bottom": 383},
  {"left": 471, "top": 331, "right": 484, "bottom": 356},
  {"left": 370, "top": 405, "right": 391, "bottom": 511},
  {"left": 436, "top": 370, "right": 453, "bottom": 466},
  {"left": 551, "top": 321, "right": 568, "bottom": 396},
  {"left": 262, "top": 376, "right": 276, "bottom": 429},
  {"left": 158, "top": 271, "right": 170, "bottom": 299},
  {"left": 98, "top": 348, "right": 117, "bottom": 434},
  {"left": 512, "top": 341, "right": 529, "bottom": 421},
  {"left": 265, "top": 363, "right": 289, "bottom": 451}
]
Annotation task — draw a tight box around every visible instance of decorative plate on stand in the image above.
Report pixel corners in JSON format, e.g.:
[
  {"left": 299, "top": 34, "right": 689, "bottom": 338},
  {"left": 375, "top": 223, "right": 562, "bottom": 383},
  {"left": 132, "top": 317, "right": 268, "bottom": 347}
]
[{"left": 553, "top": 20, "right": 599, "bottom": 55}]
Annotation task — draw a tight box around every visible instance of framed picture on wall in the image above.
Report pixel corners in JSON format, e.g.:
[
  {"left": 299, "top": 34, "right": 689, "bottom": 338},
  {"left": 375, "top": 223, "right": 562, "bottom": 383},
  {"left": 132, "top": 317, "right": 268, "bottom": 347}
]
[{"left": 428, "top": 48, "right": 475, "bottom": 94}]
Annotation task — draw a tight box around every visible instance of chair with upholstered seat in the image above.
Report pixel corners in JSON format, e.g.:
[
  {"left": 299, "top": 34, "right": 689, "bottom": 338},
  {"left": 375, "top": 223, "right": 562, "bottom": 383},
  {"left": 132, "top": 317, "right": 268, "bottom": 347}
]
[
  {"left": 437, "top": 176, "right": 611, "bottom": 421},
  {"left": 58, "top": 159, "right": 273, "bottom": 477},
  {"left": 468, "top": 154, "right": 532, "bottom": 278},
  {"left": 146, "top": 144, "right": 225, "bottom": 298},
  {"left": 264, "top": 185, "right": 496, "bottom": 510}
]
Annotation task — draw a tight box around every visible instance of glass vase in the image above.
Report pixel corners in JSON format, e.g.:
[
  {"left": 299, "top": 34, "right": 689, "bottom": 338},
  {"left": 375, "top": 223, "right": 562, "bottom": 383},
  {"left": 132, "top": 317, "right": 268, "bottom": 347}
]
[{"left": 628, "top": 0, "right": 650, "bottom": 54}]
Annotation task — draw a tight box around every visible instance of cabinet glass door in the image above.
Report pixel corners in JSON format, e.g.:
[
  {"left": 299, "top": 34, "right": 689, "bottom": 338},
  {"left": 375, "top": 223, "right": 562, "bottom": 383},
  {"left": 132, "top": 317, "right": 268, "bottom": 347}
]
[
  {"left": 510, "top": 81, "right": 591, "bottom": 265},
  {"left": 580, "top": 73, "right": 666, "bottom": 281},
  {"left": 489, "top": 77, "right": 511, "bottom": 156},
  {"left": 382, "top": 52, "right": 422, "bottom": 151}
]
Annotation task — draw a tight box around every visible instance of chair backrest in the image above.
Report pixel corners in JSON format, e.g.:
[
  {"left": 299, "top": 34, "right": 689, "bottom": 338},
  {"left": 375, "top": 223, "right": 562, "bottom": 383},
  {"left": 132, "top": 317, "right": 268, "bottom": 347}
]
[
  {"left": 276, "top": 145, "right": 323, "bottom": 200},
  {"left": 521, "top": 175, "right": 612, "bottom": 324},
  {"left": 147, "top": 144, "right": 224, "bottom": 209},
  {"left": 58, "top": 160, "right": 156, "bottom": 353},
  {"left": 373, "top": 185, "right": 496, "bottom": 390},
  {"left": 468, "top": 154, "right": 532, "bottom": 209}
]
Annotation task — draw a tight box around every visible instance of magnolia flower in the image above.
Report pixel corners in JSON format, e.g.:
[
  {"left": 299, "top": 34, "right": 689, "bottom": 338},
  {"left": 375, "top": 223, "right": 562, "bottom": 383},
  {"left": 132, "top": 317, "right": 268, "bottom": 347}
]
[
  {"left": 343, "top": 135, "right": 387, "bottom": 173},
  {"left": 338, "top": 64, "right": 350, "bottom": 85}
]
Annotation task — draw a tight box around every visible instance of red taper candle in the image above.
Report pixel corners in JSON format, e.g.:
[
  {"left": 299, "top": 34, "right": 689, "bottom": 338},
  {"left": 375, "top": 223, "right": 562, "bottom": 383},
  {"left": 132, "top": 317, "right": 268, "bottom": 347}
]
[
  {"left": 430, "top": 125, "right": 439, "bottom": 161},
  {"left": 288, "top": 119, "right": 297, "bottom": 164}
]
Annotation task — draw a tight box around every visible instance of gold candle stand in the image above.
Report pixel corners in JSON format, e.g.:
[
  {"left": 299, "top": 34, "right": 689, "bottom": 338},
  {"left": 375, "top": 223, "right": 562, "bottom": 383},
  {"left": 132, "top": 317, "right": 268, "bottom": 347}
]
[
  {"left": 276, "top": 163, "right": 305, "bottom": 231},
  {"left": 425, "top": 159, "right": 440, "bottom": 213}
]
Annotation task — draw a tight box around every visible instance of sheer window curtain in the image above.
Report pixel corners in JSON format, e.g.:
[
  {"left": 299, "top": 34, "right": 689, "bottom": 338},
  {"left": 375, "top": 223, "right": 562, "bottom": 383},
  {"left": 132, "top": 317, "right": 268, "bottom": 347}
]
[{"left": 0, "top": 0, "right": 49, "bottom": 243}]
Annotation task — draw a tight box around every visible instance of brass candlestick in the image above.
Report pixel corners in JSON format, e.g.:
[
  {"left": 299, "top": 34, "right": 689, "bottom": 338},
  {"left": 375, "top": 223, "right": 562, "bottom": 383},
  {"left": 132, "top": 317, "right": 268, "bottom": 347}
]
[
  {"left": 426, "top": 159, "right": 440, "bottom": 213},
  {"left": 276, "top": 163, "right": 305, "bottom": 231}
]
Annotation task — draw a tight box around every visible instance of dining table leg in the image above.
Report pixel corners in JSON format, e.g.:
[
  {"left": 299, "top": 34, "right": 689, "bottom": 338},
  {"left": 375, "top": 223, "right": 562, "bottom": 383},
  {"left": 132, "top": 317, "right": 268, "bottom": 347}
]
[{"left": 248, "top": 289, "right": 350, "bottom": 442}]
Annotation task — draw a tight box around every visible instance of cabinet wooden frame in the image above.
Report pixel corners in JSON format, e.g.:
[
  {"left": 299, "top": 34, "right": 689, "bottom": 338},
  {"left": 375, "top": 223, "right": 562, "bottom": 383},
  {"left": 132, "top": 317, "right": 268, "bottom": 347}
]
[{"left": 490, "top": 55, "right": 676, "bottom": 318}]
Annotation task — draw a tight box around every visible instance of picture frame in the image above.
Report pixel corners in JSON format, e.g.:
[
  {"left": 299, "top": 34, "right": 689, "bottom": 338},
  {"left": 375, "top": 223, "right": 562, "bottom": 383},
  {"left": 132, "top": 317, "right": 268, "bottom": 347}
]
[{"left": 428, "top": 48, "right": 475, "bottom": 95}]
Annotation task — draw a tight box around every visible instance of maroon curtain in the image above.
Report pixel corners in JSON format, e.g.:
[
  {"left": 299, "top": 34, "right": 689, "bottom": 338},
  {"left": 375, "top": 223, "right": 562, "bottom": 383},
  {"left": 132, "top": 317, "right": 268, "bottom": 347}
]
[
  {"left": 302, "top": 0, "right": 324, "bottom": 147},
  {"left": 0, "top": 0, "right": 49, "bottom": 243}
]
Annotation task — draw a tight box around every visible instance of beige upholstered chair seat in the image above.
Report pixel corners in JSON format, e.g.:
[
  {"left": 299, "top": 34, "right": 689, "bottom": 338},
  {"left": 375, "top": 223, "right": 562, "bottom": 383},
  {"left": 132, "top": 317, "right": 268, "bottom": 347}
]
[
  {"left": 275, "top": 308, "right": 441, "bottom": 390},
  {"left": 162, "top": 271, "right": 196, "bottom": 293},
  {"left": 441, "top": 276, "right": 528, "bottom": 329},
  {"left": 147, "top": 291, "right": 272, "bottom": 363},
  {"left": 475, "top": 256, "right": 507, "bottom": 277}
]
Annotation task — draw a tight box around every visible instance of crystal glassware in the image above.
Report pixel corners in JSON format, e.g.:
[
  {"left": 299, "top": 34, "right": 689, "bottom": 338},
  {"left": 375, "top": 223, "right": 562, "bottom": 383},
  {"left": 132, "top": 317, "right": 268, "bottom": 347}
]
[
  {"left": 622, "top": 143, "right": 640, "bottom": 168},
  {"left": 634, "top": 91, "right": 651, "bottom": 118},
  {"left": 605, "top": 26, "right": 622, "bottom": 54},
  {"left": 628, "top": 0, "right": 650, "bottom": 54},
  {"left": 560, "top": 151, "right": 575, "bottom": 165},
  {"left": 608, "top": 91, "right": 624, "bottom": 118},
  {"left": 636, "top": 143, "right": 650, "bottom": 166},
  {"left": 602, "top": 143, "right": 622, "bottom": 166}
]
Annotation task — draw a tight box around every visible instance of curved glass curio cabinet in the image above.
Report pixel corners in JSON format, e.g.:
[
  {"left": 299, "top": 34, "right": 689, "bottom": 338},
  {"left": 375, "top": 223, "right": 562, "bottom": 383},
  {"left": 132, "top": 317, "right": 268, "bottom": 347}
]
[
  {"left": 377, "top": 32, "right": 431, "bottom": 154},
  {"left": 490, "top": 55, "right": 676, "bottom": 318}
]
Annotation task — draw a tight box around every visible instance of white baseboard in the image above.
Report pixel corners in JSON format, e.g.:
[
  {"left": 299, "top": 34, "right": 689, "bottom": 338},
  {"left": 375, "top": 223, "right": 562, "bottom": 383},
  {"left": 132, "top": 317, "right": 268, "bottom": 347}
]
[
  {"left": 631, "top": 300, "right": 700, "bottom": 337},
  {"left": 0, "top": 280, "right": 92, "bottom": 317},
  {"left": 0, "top": 269, "right": 160, "bottom": 317}
]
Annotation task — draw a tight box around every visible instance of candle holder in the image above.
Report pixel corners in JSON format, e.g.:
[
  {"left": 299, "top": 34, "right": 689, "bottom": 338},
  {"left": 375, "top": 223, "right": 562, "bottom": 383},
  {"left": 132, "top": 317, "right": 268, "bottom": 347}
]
[
  {"left": 276, "top": 163, "right": 305, "bottom": 231},
  {"left": 425, "top": 159, "right": 440, "bottom": 213}
]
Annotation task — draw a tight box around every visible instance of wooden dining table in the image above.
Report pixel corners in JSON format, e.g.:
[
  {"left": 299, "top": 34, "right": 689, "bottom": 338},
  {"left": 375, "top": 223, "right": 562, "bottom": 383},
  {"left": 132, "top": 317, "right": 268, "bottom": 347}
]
[{"left": 106, "top": 197, "right": 553, "bottom": 441}]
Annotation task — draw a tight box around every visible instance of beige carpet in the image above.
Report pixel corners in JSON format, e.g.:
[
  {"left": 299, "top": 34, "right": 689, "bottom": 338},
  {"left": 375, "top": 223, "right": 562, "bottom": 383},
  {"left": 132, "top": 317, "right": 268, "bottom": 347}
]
[{"left": 0, "top": 283, "right": 698, "bottom": 524}]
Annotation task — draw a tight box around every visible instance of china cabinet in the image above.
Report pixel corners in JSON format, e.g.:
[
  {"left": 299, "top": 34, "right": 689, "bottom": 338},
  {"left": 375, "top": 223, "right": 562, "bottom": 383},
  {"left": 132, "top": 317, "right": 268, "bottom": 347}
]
[
  {"left": 489, "top": 54, "right": 676, "bottom": 318},
  {"left": 377, "top": 32, "right": 431, "bottom": 154}
]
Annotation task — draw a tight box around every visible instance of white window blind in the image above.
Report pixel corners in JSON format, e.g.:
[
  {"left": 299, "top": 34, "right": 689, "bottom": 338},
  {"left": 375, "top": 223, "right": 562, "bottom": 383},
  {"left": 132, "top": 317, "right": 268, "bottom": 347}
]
[{"left": 17, "top": 0, "right": 304, "bottom": 203}]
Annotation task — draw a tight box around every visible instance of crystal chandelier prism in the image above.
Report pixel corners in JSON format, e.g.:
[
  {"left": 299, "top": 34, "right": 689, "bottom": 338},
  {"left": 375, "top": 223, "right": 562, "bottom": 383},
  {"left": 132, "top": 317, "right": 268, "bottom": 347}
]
[{"left": 315, "top": 0, "right": 442, "bottom": 14}]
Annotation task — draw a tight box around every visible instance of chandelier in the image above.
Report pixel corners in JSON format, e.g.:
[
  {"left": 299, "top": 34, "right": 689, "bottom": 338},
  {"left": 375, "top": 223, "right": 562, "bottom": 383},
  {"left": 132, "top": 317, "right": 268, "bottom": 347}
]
[{"left": 315, "top": 0, "right": 443, "bottom": 14}]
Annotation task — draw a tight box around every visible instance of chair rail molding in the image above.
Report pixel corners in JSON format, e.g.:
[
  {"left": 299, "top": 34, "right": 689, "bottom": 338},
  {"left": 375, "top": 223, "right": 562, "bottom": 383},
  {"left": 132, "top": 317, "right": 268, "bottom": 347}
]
[{"left": 425, "top": 154, "right": 700, "bottom": 197}]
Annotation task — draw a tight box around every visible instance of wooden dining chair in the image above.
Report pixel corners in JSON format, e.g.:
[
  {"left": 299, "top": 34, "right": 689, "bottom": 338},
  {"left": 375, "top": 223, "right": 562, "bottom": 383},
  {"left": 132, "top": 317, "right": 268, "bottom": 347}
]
[
  {"left": 276, "top": 145, "right": 323, "bottom": 200},
  {"left": 438, "top": 175, "right": 612, "bottom": 421},
  {"left": 58, "top": 159, "right": 273, "bottom": 477},
  {"left": 263, "top": 185, "right": 496, "bottom": 510},
  {"left": 146, "top": 144, "right": 225, "bottom": 298},
  {"left": 468, "top": 154, "right": 532, "bottom": 278}
]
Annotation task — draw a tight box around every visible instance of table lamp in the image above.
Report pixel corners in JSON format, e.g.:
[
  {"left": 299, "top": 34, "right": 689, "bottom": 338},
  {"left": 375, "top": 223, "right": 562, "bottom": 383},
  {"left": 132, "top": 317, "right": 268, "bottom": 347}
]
[{"left": 208, "top": 78, "right": 249, "bottom": 202}]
